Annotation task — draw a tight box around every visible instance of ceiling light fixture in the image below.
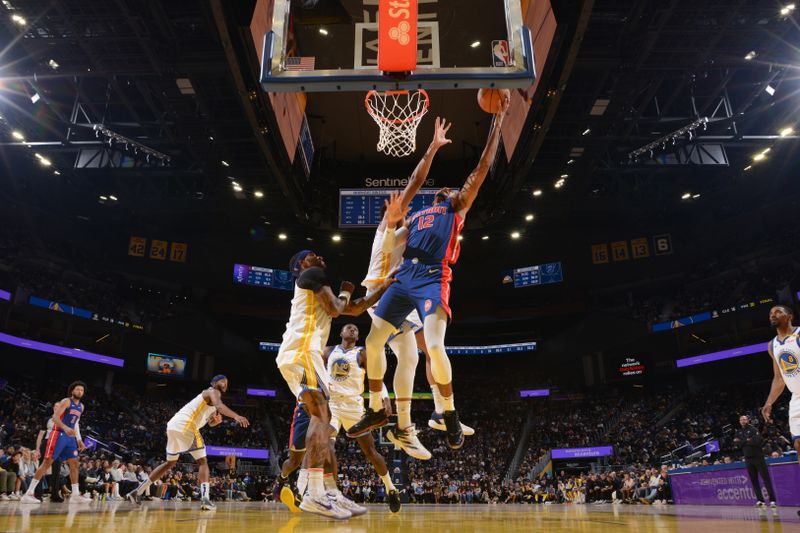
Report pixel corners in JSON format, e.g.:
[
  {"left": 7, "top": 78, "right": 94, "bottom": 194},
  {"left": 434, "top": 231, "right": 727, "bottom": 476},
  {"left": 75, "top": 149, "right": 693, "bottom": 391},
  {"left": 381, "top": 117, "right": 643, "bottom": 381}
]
[
  {"left": 221, "top": 160, "right": 230, "bottom": 167},
  {"left": 744, "top": 51, "right": 756, "bottom": 61},
  {"left": 319, "top": 28, "right": 329, "bottom": 35},
  {"left": 581, "top": 128, "right": 591, "bottom": 136},
  {"left": 278, "top": 233, "right": 288, "bottom": 240},
  {"left": 332, "top": 234, "right": 341, "bottom": 242},
  {"left": 481, "top": 235, "right": 489, "bottom": 240},
  {"left": 11, "top": 130, "right": 24, "bottom": 141},
  {"left": 470, "top": 41, "right": 480, "bottom": 48},
  {"left": 109, "top": 195, "right": 118, "bottom": 201},
  {"left": 780, "top": 127, "right": 794, "bottom": 137},
  {"left": 532, "top": 189, "right": 542, "bottom": 197},
  {"left": 11, "top": 14, "right": 26, "bottom": 26},
  {"left": 233, "top": 184, "right": 243, "bottom": 192},
  {"left": 510, "top": 232, "right": 521, "bottom": 239},
  {"left": 47, "top": 59, "right": 59, "bottom": 69},
  {"left": 681, "top": 193, "right": 691, "bottom": 200},
  {"left": 254, "top": 190, "right": 264, "bottom": 198},
  {"left": 525, "top": 214, "right": 534, "bottom": 221}
]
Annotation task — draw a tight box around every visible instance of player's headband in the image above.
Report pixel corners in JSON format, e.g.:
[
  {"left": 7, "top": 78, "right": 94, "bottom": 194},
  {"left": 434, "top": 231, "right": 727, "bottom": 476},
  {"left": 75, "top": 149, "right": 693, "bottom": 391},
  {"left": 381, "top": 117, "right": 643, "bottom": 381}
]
[
  {"left": 290, "top": 249, "right": 313, "bottom": 277},
  {"left": 210, "top": 375, "right": 227, "bottom": 385}
]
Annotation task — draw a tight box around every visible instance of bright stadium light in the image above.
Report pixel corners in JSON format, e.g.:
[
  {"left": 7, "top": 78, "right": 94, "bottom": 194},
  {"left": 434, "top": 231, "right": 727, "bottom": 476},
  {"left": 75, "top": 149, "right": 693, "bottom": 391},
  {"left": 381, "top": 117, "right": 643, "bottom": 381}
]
[
  {"left": 11, "top": 130, "right": 24, "bottom": 141},
  {"left": 470, "top": 41, "right": 481, "bottom": 48},
  {"left": 744, "top": 51, "right": 756, "bottom": 61},
  {"left": 457, "top": 235, "right": 463, "bottom": 241},
  {"left": 482, "top": 235, "right": 489, "bottom": 240},
  {"left": 254, "top": 190, "right": 264, "bottom": 198},
  {"left": 532, "top": 189, "right": 542, "bottom": 197},
  {"left": 278, "top": 233, "right": 288, "bottom": 240},
  {"left": 233, "top": 184, "right": 243, "bottom": 192},
  {"left": 525, "top": 214, "right": 534, "bottom": 221},
  {"left": 510, "top": 231, "right": 521, "bottom": 239},
  {"left": 11, "top": 14, "right": 26, "bottom": 26},
  {"left": 780, "top": 127, "right": 794, "bottom": 137},
  {"left": 681, "top": 192, "right": 691, "bottom": 200},
  {"left": 331, "top": 234, "right": 341, "bottom": 242},
  {"left": 221, "top": 160, "right": 230, "bottom": 167},
  {"left": 319, "top": 28, "right": 329, "bottom": 35}
]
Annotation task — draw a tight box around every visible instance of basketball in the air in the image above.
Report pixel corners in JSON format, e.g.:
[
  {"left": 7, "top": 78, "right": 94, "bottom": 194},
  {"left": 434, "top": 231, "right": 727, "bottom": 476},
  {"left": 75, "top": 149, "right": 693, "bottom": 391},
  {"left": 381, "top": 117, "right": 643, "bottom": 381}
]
[{"left": 477, "top": 88, "right": 510, "bottom": 114}]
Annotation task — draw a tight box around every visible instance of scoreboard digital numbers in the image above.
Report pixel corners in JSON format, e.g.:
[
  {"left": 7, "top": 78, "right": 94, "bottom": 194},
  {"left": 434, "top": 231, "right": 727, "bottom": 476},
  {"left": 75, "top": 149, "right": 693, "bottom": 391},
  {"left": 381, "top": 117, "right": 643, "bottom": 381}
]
[
  {"left": 339, "top": 189, "right": 444, "bottom": 227},
  {"left": 233, "top": 264, "right": 293, "bottom": 291},
  {"left": 513, "top": 262, "right": 563, "bottom": 288}
]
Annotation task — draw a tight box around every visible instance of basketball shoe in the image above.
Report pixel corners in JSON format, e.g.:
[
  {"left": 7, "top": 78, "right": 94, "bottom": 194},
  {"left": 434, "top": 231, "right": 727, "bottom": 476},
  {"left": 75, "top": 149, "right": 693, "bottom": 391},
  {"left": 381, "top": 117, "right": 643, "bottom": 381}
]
[
  {"left": 386, "top": 425, "right": 432, "bottom": 460},
  {"left": 299, "top": 494, "right": 351, "bottom": 520},
  {"left": 443, "top": 410, "right": 464, "bottom": 449},
  {"left": 387, "top": 489, "right": 401, "bottom": 513},
  {"left": 328, "top": 491, "right": 367, "bottom": 516},
  {"left": 346, "top": 408, "right": 388, "bottom": 438},
  {"left": 428, "top": 412, "right": 475, "bottom": 436}
]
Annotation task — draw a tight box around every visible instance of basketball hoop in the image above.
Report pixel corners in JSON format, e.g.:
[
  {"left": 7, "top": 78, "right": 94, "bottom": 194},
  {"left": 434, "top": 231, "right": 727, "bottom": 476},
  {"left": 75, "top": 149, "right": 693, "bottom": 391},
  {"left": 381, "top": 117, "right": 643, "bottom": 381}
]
[{"left": 365, "top": 89, "right": 430, "bottom": 158}]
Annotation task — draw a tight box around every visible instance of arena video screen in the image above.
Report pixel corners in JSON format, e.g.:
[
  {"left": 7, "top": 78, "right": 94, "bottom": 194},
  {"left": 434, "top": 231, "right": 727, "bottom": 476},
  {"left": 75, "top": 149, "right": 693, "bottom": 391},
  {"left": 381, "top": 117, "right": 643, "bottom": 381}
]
[
  {"left": 147, "top": 353, "right": 187, "bottom": 378},
  {"left": 233, "top": 264, "right": 293, "bottom": 291},
  {"left": 551, "top": 446, "right": 614, "bottom": 460}
]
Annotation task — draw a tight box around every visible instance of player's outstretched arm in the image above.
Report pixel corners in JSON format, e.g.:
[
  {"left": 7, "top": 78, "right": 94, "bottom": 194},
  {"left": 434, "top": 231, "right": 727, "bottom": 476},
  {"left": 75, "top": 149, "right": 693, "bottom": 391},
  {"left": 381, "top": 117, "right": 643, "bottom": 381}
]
[
  {"left": 342, "top": 275, "right": 397, "bottom": 316},
  {"left": 205, "top": 389, "right": 250, "bottom": 428},
  {"left": 379, "top": 191, "right": 411, "bottom": 254},
  {"left": 52, "top": 399, "right": 75, "bottom": 436},
  {"left": 391, "top": 117, "right": 452, "bottom": 217},
  {"left": 761, "top": 343, "right": 785, "bottom": 423},
  {"left": 453, "top": 94, "right": 510, "bottom": 214}
]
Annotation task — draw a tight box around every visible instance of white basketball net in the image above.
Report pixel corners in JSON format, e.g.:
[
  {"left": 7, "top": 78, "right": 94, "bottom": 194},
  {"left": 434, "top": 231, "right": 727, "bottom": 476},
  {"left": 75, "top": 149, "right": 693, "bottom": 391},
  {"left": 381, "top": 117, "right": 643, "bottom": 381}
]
[{"left": 365, "top": 90, "right": 430, "bottom": 158}]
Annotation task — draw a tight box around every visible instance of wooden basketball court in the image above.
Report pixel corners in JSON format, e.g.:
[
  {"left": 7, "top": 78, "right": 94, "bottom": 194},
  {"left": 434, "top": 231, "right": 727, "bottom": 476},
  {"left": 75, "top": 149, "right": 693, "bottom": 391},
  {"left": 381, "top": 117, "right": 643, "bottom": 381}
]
[{"left": 1, "top": 502, "right": 798, "bottom": 532}]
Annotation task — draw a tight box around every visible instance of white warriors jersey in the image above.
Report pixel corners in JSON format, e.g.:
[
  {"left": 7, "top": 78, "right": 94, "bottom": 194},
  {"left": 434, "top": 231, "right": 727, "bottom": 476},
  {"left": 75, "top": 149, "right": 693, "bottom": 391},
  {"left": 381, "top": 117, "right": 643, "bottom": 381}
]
[
  {"left": 771, "top": 327, "right": 800, "bottom": 395},
  {"left": 276, "top": 281, "right": 332, "bottom": 367},
  {"left": 167, "top": 392, "right": 217, "bottom": 433},
  {"left": 326, "top": 345, "right": 365, "bottom": 401},
  {"left": 362, "top": 226, "right": 409, "bottom": 297}
]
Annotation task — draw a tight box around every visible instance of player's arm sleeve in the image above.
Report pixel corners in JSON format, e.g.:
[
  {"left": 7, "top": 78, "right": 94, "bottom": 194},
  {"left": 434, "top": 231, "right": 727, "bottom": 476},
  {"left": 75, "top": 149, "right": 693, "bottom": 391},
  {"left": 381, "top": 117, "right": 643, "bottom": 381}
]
[
  {"left": 297, "top": 267, "right": 330, "bottom": 292},
  {"left": 381, "top": 227, "right": 396, "bottom": 254}
]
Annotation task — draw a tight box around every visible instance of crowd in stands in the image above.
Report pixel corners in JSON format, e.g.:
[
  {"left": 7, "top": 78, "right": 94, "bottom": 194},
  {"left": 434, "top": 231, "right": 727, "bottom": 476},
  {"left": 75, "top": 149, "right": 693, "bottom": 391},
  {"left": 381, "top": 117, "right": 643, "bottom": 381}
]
[{"left": 0, "top": 371, "right": 796, "bottom": 506}]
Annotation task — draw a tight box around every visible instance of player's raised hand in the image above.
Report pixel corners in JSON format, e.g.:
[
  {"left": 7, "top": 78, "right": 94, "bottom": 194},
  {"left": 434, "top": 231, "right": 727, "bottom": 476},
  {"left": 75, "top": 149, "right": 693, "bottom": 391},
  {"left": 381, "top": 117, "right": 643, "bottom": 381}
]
[
  {"left": 497, "top": 91, "right": 511, "bottom": 119},
  {"left": 385, "top": 190, "right": 411, "bottom": 227},
  {"left": 339, "top": 281, "right": 355, "bottom": 295},
  {"left": 234, "top": 415, "right": 250, "bottom": 428},
  {"left": 432, "top": 117, "right": 453, "bottom": 149}
]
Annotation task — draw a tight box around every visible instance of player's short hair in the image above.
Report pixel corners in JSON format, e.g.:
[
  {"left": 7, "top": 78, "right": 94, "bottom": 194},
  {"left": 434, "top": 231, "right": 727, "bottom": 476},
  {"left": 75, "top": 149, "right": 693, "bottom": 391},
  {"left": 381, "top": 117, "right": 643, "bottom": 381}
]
[
  {"left": 210, "top": 374, "right": 227, "bottom": 385},
  {"left": 68, "top": 381, "right": 86, "bottom": 395},
  {"left": 775, "top": 304, "right": 795, "bottom": 316}
]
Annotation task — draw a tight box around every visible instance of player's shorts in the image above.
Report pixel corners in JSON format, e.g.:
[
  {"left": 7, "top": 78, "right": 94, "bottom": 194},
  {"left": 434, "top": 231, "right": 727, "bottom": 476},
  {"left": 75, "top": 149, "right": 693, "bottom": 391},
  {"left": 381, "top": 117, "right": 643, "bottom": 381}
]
[
  {"left": 165, "top": 428, "right": 206, "bottom": 461},
  {"left": 289, "top": 403, "right": 311, "bottom": 452},
  {"left": 44, "top": 431, "right": 79, "bottom": 462},
  {"left": 279, "top": 351, "right": 330, "bottom": 400},
  {"left": 329, "top": 397, "right": 366, "bottom": 435},
  {"left": 790, "top": 394, "right": 800, "bottom": 440},
  {"left": 373, "top": 259, "right": 453, "bottom": 329},
  {"left": 369, "top": 306, "right": 423, "bottom": 342}
]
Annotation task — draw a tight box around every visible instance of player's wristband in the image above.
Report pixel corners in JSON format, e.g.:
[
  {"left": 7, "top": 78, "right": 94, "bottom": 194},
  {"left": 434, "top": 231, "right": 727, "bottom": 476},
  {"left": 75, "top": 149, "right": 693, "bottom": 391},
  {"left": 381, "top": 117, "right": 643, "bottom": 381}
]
[{"left": 338, "top": 291, "right": 352, "bottom": 304}]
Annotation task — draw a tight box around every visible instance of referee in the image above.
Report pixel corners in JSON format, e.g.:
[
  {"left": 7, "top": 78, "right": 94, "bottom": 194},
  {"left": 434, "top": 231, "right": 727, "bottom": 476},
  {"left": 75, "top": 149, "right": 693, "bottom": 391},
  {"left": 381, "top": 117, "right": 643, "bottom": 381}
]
[{"left": 733, "top": 414, "right": 776, "bottom": 508}]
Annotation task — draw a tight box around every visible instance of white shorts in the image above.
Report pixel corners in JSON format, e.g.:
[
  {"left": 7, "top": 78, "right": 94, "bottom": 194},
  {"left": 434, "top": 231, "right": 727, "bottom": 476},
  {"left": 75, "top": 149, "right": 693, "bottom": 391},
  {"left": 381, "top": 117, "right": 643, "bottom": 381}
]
[
  {"left": 329, "top": 398, "right": 365, "bottom": 435},
  {"left": 790, "top": 394, "right": 800, "bottom": 438},
  {"left": 165, "top": 429, "right": 206, "bottom": 461},
  {"left": 368, "top": 307, "right": 423, "bottom": 337},
  {"left": 279, "top": 355, "right": 330, "bottom": 400}
]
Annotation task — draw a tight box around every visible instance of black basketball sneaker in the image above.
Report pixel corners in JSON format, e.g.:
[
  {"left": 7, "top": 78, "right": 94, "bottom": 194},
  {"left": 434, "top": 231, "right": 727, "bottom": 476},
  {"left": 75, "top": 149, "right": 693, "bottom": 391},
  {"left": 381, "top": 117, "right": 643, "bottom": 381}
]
[
  {"left": 387, "top": 489, "right": 401, "bottom": 513},
  {"left": 346, "top": 407, "right": 388, "bottom": 438},
  {"left": 443, "top": 410, "right": 465, "bottom": 449}
]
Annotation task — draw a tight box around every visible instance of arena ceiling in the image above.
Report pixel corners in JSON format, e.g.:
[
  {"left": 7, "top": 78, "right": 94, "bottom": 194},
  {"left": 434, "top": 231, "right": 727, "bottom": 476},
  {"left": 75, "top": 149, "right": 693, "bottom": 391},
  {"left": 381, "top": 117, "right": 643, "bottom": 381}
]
[{"left": 1, "top": 0, "right": 799, "bottom": 244}]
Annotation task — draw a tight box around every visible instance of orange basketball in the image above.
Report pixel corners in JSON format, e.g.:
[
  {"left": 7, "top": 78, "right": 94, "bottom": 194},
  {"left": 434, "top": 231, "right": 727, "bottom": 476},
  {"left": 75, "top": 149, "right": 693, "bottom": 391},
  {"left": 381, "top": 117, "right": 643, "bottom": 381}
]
[{"left": 477, "top": 88, "right": 510, "bottom": 114}]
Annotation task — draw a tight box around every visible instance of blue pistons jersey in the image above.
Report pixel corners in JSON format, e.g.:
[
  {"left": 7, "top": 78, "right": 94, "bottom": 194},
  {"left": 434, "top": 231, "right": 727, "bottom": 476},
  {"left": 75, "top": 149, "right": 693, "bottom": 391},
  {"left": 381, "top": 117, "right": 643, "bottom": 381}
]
[
  {"left": 45, "top": 399, "right": 83, "bottom": 462},
  {"left": 404, "top": 197, "right": 464, "bottom": 265},
  {"left": 374, "top": 197, "right": 464, "bottom": 327}
]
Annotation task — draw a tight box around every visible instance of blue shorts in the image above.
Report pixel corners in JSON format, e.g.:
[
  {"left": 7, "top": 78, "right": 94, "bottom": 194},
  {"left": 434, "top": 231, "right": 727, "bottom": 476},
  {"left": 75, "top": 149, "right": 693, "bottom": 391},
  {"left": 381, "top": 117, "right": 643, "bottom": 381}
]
[
  {"left": 373, "top": 259, "right": 453, "bottom": 329},
  {"left": 289, "top": 403, "right": 310, "bottom": 452},
  {"left": 45, "top": 432, "right": 79, "bottom": 462}
]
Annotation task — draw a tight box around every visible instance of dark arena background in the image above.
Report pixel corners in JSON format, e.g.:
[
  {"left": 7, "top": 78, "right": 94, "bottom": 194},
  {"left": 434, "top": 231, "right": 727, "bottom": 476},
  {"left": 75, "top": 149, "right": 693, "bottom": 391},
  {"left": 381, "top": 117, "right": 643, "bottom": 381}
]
[{"left": 0, "top": 0, "right": 800, "bottom": 531}]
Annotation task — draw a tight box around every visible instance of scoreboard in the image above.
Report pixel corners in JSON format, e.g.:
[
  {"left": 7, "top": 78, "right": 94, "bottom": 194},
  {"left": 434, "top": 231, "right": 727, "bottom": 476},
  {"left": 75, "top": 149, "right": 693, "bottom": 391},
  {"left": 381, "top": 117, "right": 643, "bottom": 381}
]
[
  {"left": 233, "top": 264, "right": 293, "bottom": 291},
  {"left": 512, "top": 262, "right": 563, "bottom": 288},
  {"left": 339, "top": 188, "right": 444, "bottom": 227}
]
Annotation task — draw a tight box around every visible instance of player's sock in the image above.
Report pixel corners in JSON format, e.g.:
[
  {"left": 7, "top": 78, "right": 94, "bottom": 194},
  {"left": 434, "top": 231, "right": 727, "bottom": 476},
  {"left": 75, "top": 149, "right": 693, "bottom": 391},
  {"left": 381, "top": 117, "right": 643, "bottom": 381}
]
[
  {"left": 298, "top": 469, "right": 308, "bottom": 496},
  {"left": 380, "top": 473, "right": 396, "bottom": 492},
  {"left": 71, "top": 484, "right": 80, "bottom": 496},
  {"left": 136, "top": 479, "right": 152, "bottom": 495},
  {"left": 25, "top": 479, "right": 39, "bottom": 496},
  {"left": 323, "top": 473, "right": 337, "bottom": 493},
  {"left": 369, "top": 390, "right": 383, "bottom": 412},
  {"left": 307, "top": 469, "right": 324, "bottom": 498},
  {"left": 442, "top": 393, "right": 455, "bottom": 411},
  {"left": 397, "top": 400, "right": 412, "bottom": 429},
  {"left": 200, "top": 482, "right": 210, "bottom": 500},
  {"left": 431, "top": 385, "right": 444, "bottom": 414}
]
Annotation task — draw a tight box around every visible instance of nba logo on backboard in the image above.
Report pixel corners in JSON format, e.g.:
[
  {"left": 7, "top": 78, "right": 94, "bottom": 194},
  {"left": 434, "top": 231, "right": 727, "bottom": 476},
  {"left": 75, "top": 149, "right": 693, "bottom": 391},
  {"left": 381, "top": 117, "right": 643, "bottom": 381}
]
[{"left": 492, "top": 40, "right": 510, "bottom": 67}]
